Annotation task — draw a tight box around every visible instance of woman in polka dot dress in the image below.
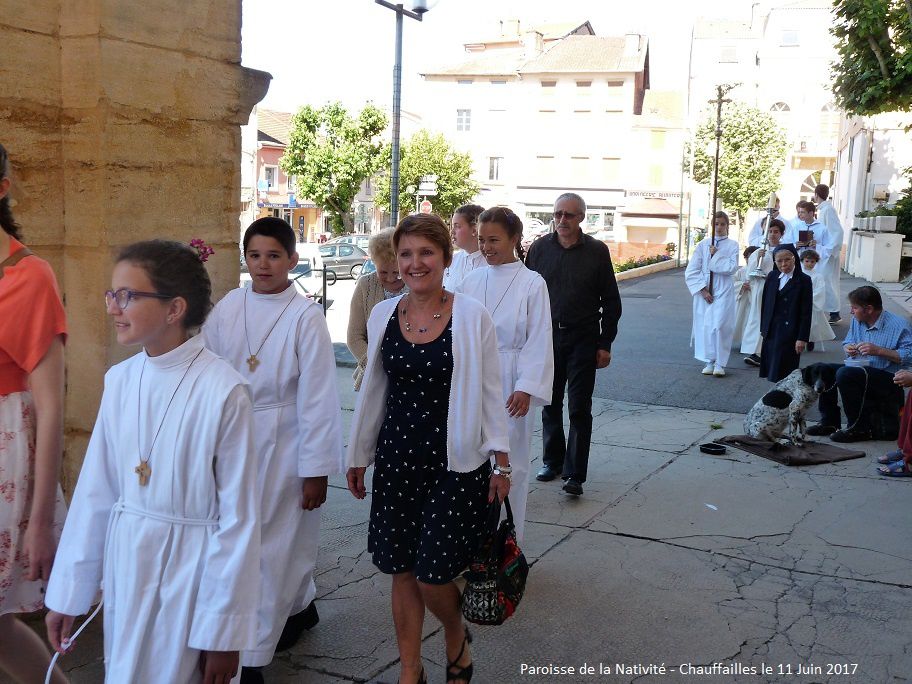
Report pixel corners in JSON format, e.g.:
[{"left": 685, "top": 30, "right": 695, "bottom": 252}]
[{"left": 347, "top": 213, "right": 511, "bottom": 684}]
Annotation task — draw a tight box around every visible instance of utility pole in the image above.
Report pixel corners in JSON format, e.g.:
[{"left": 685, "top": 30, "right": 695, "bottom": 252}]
[{"left": 707, "top": 83, "right": 737, "bottom": 294}]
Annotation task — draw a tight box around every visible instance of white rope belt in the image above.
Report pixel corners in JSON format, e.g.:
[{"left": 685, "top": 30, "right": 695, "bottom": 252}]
[
  {"left": 253, "top": 399, "right": 295, "bottom": 412},
  {"left": 44, "top": 501, "right": 218, "bottom": 681}
]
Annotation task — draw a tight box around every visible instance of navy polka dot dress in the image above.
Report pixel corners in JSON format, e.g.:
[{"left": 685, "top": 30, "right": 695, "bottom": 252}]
[{"left": 368, "top": 308, "right": 491, "bottom": 584}]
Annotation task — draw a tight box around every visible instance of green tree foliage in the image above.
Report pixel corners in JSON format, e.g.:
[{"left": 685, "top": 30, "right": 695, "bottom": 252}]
[
  {"left": 281, "top": 102, "right": 387, "bottom": 233},
  {"left": 831, "top": 0, "right": 912, "bottom": 116},
  {"left": 375, "top": 130, "right": 480, "bottom": 221},
  {"left": 688, "top": 101, "right": 788, "bottom": 224}
]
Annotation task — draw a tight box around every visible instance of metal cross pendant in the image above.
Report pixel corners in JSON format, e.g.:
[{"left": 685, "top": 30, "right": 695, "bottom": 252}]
[
  {"left": 135, "top": 461, "right": 151, "bottom": 486},
  {"left": 246, "top": 354, "right": 260, "bottom": 372}
]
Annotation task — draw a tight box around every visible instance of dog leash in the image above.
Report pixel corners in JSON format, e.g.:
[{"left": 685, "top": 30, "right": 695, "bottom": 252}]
[{"left": 842, "top": 366, "right": 869, "bottom": 433}]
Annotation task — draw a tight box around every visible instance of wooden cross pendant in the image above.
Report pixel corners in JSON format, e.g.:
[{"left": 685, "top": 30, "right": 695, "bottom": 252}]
[
  {"left": 135, "top": 460, "right": 151, "bottom": 486},
  {"left": 246, "top": 354, "right": 260, "bottom": 372}
]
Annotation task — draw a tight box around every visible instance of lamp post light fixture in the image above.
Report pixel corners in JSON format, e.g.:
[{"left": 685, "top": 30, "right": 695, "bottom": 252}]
[{"left": 376, "top": 0, "right": 435, "bottom": 227}]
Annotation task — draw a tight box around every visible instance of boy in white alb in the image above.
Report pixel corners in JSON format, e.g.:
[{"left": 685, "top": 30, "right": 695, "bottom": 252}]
[
  {"left": 203, "top": 218, "right": 343, "bottom": 681},
  {"left": 684, "top": 211, "right": 740, "bottom": 376}
]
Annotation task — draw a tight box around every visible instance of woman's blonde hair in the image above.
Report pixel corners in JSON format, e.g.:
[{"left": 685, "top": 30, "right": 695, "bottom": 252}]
[{"left": 368, "top": 228, "right": 397, "bottom": 265}]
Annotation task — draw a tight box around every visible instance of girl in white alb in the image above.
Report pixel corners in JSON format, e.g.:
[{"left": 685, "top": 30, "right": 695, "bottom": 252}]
[
  {"left": 458, "top": 207, "right": 554, "bottom": 542},
  {"left": 442, "top": 203, "right": 486, "bottom": 290},
  {"left": 45, "top": 240, "right": 260, "bottom": 683}
]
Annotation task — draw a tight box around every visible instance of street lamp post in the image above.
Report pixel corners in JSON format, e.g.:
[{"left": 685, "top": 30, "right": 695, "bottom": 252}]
[
  {"left": 376, "top": 1, "right": 431, "bottom": 227},
  {"left": 706, "top": 83, "right": 737, "bottom": 294}
]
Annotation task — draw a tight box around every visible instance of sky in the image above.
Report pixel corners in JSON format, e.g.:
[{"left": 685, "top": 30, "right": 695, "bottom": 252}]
[{"left": 241, "top": 0, "right": 759, "bottom": 115}]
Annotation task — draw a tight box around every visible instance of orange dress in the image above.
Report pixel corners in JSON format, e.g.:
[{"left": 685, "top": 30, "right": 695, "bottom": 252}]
[{"left": 0, "top": 237, "right": 68, "bottom": 615}]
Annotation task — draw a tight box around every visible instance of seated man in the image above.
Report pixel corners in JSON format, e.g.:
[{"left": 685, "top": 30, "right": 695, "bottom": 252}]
[{"left": 807, "top": 286, "right": 912, "bottom": 443}]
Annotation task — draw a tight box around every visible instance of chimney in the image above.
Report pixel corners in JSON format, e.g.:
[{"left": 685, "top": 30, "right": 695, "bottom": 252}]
[
  {"left": 623, "top": 33, "right": 641, "bottom": 59},
  {"left": 521, "top": 30, "right": 544, "bottom": 58},
  {"left": 499, "top": 18, "right": 520, "bottom": 37}
]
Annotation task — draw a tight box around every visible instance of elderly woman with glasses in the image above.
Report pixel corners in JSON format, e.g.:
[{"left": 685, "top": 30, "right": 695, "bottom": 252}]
[
  {"left": 346, "top": 228, "right": 408, "bottom": 390},
  {"left": 0, "top": 143, "right": 69, "bottom": 683}
]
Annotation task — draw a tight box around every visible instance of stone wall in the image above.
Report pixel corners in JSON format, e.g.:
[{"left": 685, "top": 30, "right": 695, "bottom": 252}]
[{"left": 1, "top": 1, "right": 270, "bottom": 492}]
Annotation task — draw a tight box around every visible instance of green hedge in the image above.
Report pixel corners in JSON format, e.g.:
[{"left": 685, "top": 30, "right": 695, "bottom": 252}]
[{"left": 614, "top": 254, "right": 672, "bottom": 273}]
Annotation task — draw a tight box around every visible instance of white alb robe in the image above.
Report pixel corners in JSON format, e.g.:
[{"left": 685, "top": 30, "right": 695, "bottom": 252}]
[
  {"left": 458, "top": 260, "right": 554, "bottom": 542},
  {"left": 816, "top": 199, "right": 844, "bottom": 312},
  {"left": 203, "top": 285, "right": 343, "bottom": 667},
  {"left": 443, "top": 249, "right": 486, "bottom": 291},
  {"left": 46, "top": 335, "right": 260, "bottom": 683},
  {"left": 737, "top": 247, "right": 774, "bottom": 355},
  {"left": 807, "top": 269, "right": 836, "bottom": 344},
  {"left": 685, "top": 236, "right": 739, "bottom": 367}
]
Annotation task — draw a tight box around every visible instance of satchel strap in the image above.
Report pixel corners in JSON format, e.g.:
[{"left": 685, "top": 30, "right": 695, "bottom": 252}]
[{"left": 0, "top": 246, "right": 32, "bottom": 280}]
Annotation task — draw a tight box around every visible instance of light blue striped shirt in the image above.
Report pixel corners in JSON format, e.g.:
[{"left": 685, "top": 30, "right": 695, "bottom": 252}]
[{"left": 843, "top": 309, "right": 912, "bottom": 372}]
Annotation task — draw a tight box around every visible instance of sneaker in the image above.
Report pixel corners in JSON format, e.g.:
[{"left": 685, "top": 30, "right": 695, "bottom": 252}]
[
  {"left": 830, "top": 428, "right": 872, "bottom": 443},
  {"left": 562, "top": 478, "right": 583, "bottom": 496},
  {"left": 806, "top": 423, "right": 838, "bottom": 436},
  {"left": 743, "top": 354, "right": 761, "bottom": 367},
  {"left": 829, "top": 313, "right": 842, "bottom": 324},
  {"left": 702, "top": 362, "right": 715, "bottom": 375},
  {"left": 713, "top": 366, "right": 726, "bottom": 377}
]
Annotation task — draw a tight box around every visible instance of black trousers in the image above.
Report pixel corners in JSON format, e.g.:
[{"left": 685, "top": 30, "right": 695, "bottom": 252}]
[
  {"left": 818, "top": 363, "right": 903, "bottom": 432},
  {"left": 542, "top": 325, "right": 598, "bottom": 482}
]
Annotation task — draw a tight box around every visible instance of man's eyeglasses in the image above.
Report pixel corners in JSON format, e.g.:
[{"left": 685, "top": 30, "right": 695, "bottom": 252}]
[
  {"left": 553, "top": 211, "right": 582, "bottom": 220},
  {"left": 105, "top": 288, "right": 174, "bottom": 310}
]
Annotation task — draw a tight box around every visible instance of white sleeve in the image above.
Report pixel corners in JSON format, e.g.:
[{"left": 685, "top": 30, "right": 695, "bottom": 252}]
[
  {"left": 45, "top": 378, "right": 120, "bottom": 616},
  {"left": 295, "top": 305, "right": 344, "bottom": 477},
  {"left": 189, "top": 384, "right": 261, "bottom": 651},
  {"left": 684, "top": 242, "right": 707, "bottom": 295},
  {"left": 515, "top": 277, "right": 554, "bottom": 405}
]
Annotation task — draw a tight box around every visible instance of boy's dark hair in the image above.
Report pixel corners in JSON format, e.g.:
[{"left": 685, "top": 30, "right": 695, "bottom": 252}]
[
  {"left": 713, "top": 210, "right": 729, "bottom": 224},
  {"left": 814, "top": 183, "right": 830, "bottom": 200},
  {"left": 768, "top": 218, "right": 785, "bottom": 233},
  {"left": 797, "top": 200, "right": 816, "bottom": 215},
  {"left": 743, "top": 245, "right": 759, "bottom": 260},
  {"left": 848, "top": 285, "right": 883, "bottom": 310},
  {"left": 244, "top": 216, "right": 296, "bottom": 256},
  {"left": 117, "top": 240, "right": 213, "bottom": 329},
  {"left": 802, "top": 249, "right": 820, "bottom": 262},
  {"left": 0, "top": 143, "right": 23, "bottom": 240},
  {"left": 478, "top": 206, "right": 526, "bottom": 261}
]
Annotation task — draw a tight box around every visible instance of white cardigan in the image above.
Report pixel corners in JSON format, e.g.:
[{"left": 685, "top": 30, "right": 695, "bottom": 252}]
[{"left": 346, "top": 294, "right": 510, "bottom": 472}]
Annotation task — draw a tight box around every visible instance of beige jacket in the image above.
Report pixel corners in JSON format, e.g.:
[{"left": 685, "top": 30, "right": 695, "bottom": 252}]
[{"left": 346, "top": 273, "right": 407, "bottom": 389}]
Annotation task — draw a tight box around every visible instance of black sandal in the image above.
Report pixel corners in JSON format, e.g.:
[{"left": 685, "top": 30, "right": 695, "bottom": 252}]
[{"left": 446, "top": 625, "right": 473, "bottom": 683}]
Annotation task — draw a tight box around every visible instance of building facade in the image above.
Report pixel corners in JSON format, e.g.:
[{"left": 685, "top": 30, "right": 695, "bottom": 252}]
[{"left": 420, "top": 20, "right": 685, "bottom": 252}]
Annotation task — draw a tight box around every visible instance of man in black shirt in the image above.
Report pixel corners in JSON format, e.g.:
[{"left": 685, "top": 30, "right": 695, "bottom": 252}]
[{"left": 526, "top": 193, "right": 622, "bottom": 496}]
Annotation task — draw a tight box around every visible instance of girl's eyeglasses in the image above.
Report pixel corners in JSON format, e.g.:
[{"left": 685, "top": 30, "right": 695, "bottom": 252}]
[{"left": 105, "top": 288, "right": 174, "bottom": 310}]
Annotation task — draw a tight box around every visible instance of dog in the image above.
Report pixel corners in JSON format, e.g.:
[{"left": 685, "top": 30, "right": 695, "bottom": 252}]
[{"left": 744, "top": 363, "right": 837, "bottom": 447}]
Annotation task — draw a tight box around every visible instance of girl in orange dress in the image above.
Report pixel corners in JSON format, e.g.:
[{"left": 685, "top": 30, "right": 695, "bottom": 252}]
[{"left": 0, "top": 143, "right": 68, "bottom": 683}]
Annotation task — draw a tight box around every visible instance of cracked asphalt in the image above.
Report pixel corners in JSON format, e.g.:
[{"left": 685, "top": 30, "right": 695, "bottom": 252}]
[{"left": 9, "top": 270, "right": 911, "bottom": 683}]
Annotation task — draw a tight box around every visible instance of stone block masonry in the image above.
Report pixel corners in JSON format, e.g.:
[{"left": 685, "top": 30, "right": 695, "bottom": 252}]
[{"left": 1, "top": 1, "right": 270, "bottom": 492}]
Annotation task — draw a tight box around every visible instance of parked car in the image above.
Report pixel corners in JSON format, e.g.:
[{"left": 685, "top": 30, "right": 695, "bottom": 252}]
[
  {"left": 361, "top": 258, "right": 377, "bottom": 276},
  {"left": 319, "top": 243, "right": 369, "bottom": 279},
  {"left": 327, "top": 233, "right": 371, "bottom": 250}
]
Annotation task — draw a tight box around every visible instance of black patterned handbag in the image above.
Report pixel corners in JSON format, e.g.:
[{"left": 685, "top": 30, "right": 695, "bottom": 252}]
[{"left": 461, "top": 496, "right": 529, "bottom": 626}]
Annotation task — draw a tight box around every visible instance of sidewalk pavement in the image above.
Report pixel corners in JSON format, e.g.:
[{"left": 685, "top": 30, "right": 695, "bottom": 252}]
[{"left": 9, "top": 281, "right": 912, "bottom": 684}]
